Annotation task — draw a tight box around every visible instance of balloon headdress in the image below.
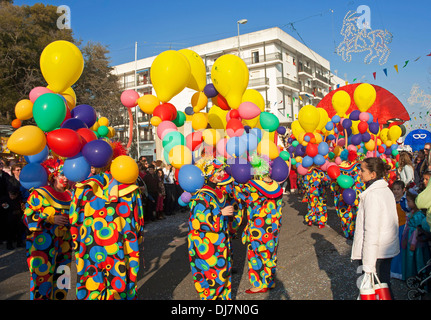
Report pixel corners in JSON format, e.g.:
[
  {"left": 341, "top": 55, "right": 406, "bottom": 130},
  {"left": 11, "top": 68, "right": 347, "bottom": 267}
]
[
  {"left": 41, "top": 157, "right": 64, "bottom": 183},
  {"left": 249, "top": 152, "right": 271, "bottom": 179},
  {"left": 195, "top": 156, "right": 227, "bottom": 180}
]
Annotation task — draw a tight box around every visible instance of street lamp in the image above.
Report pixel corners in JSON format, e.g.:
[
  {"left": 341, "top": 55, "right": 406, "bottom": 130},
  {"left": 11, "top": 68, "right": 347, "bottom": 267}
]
[{"left": 237, "top": 19, "right": 248, "bottom": 57}]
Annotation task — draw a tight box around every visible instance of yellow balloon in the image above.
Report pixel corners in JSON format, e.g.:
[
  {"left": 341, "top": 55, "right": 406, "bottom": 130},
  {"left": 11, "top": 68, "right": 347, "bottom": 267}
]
[
  {"left": 380, "top": 128, "right": 389, "bottom": 142},
  {"left": 150, "top": 116, "right": 162, "bottom": 127},
  {"left": 351, "top": 120, "right": 360, "bottom": 135},
  {"left": 211, "top": 54, "right": 249, "bottom": 109},
  {"left": 168, "top": 145, "right": 192, "bottom": 169},
  {"left": 354, "top": 83, "right": 376, "bottom": 112},
  {"left": 98, "top": 117, "right": 109, "bottom": 126},
  {"left": 388, "top": 125, "right": 402, "bottom": 141},
  {"left": 257, "top": 139, "right": 279, "bottom": 159},
  {"left": 62, "top": 94, "right": 76, "bottom": 109},
  {"left": 91, "top": 121, "right": 100, "bottom": 131},
  {"left": 191, "top": 91, "right": 208, "bottom": 111},
  {"left": 364, "top": 139, "right": 375, "bottom": 151},
  {"left": 7, "top": 125, "right": 46, "bottom": 156},
  {"left": 40, "top": 40, "right": 84, "bottom": 93},
  {"left": 15, "top": 99, "right": 33, "bottom": 120},
  {"left": 178, "top": 49, "right": 206, "bottom": 92},
  {"left": 385, "top": 139, "right": 393, "bottom": 147},
  {"left": 297, "top": 131, "right": 306, "bottom": 144},
  {"left": 138, "top": 94, "right": 160, "bottom": 114},
  {"left": 332, "top": 90, "right": 351, "bottom": 117},
  {"left": 192, "top": 112, "right": 208, "bottom": 131},
  {"left": 110, "top": 155, "right": 139, "bottom": 184},
  {"left": 208, "top": 106, "right": 228, "bottom": 130},
  {"left": 298, "top": 105, "right": 320, "bottom": 133},
  {"left": 150, "top": 50, "right": 191, "bottom": 103},
  {"left": 202, "top": 129, "right": 221, "bottom": 146},
  {"left": 316, "top": 108, "right": 329, "bottom": 131},
  {"left": 291, "top": 120, "right": 305, "bottom": 138}
]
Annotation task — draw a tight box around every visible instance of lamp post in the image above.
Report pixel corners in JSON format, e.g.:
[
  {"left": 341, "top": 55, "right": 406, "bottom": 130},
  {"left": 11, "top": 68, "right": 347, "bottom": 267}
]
[{"left": 237, "top": 19, "right": 248, "bottom": 57}]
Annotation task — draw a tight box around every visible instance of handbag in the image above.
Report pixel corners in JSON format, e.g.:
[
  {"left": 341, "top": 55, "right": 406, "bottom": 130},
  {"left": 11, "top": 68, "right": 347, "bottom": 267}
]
[{"left": 359, "top": 272, "right": 392, "bottom": 300}]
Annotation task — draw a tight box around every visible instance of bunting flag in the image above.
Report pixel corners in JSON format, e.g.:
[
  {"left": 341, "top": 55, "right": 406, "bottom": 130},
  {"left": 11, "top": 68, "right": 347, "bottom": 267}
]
[
  {"left": 403, "top": 60, "right": 409, "bottom": 68},
  {"left": 394, "top": 65, "right": 398, "bottom": 73},
  {"left": 373, "top": 72, "right": 376, "bottom": 80},
  {"left": 383, "top": 68, "right": 388, "bottom": 76}
]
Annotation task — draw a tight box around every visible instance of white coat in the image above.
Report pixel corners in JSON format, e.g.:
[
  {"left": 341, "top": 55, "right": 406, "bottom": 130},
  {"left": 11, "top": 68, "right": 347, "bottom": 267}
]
[{"left": 351, "top": 179, "right": 399, "bottom": 273}]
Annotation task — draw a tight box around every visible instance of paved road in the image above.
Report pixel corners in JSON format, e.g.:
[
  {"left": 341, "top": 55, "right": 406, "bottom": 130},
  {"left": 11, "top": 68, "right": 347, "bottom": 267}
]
[{"left": 0, "top": 192, "right": 409, "bottom": 301}]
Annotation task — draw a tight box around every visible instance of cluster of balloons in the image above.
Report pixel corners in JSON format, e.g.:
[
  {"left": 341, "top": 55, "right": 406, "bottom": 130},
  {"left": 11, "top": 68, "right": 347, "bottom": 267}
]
[
  {"left": 7, "top": 40, "right": 138, "bottom": 189},
  {"left": 286, "top": 83, "right": 405, "bottom": 206},
  {"left": 128, "top": 49, "right": 290, "bottom": 203}
]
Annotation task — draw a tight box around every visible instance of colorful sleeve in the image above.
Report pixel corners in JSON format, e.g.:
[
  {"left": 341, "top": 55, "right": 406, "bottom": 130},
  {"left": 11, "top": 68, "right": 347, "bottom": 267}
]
[
  {"left": 23, "top": 190, "right": 56, "bottom": 232},
  {"left": 189, "top": 192, "right": 223, "bottom": 233},
  {"left": 132, "top": 189, "right": 145, "bottom": 244}
]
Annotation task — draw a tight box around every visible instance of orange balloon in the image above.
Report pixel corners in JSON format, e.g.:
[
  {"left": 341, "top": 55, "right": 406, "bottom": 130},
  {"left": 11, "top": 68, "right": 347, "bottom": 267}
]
[{"left": 11, "top": 119, "right": 22, "bottom": 129}]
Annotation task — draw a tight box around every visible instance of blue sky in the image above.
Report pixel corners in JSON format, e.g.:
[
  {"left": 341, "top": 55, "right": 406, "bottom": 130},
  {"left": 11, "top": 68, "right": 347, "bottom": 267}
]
[{"left": 13, "top": 0, "right": 431, "bottom": 128}]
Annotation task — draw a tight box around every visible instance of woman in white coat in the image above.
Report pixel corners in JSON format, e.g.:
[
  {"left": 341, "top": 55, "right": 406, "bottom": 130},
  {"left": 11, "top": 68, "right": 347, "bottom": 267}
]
[{"left": 351, "top": 157, "right": 399, "bottom": 299}]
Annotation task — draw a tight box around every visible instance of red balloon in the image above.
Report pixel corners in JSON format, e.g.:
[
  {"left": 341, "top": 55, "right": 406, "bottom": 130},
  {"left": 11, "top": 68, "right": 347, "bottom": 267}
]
[
  {"left": 186, "top": 131, "right": 203, "bottom": 151},
  {"left": 358, "top": 121, "right": 368, "bottom": 134},
  {"left": 378, "top": 146, "right": 385, "bottom": 154},
  {"left": 216, "top": 95, "right": 230, "bottom": 110},
  {"left": 153, "top": 103, "right": 177, "bottom": 121},
  {"left": 47, "top": 128, "right": 83, "bottom": 158},
  {"left": 226, "top": 118, "right": 244, "bottom": 137},
  {"left": 229, "top": 109, "right": 240, "bottom": 119},
  {"left": 327, "top": 165, "right": 341, "bottom": 180},
  {"left": 77, "top": 127, "right": 97, "bottom": 144},
  {"left": 306, "top": 143, "right": 318, "bottom": 157}
]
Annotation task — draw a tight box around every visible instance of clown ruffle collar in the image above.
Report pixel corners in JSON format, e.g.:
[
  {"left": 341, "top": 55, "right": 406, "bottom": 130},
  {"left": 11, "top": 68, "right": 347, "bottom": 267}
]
[{"left": 74, "top": 172, "right": 138, "bottom": 203}]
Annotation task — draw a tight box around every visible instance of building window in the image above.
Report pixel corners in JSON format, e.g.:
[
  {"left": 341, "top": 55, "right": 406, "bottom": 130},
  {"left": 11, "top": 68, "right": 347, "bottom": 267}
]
[{"left": 252, "top": 51, "right": 259, "bottom": 64}]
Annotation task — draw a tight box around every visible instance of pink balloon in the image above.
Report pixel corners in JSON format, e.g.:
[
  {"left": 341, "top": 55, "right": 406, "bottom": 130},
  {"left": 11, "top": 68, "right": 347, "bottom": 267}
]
[
  {"left": 359, "top": 112, "right": 370, "bottom": 122},
  {"left": 335, "top": 156, "right": 342, "bottom": 165},
  {"left": 216, "top": 138, "right": 228, "bottom": 158},
  {"left": 121, "top": 90, "right": 139, "bottom": 108},
  {"left": 29, "top": 87, "right": 53, "bottom": 103},
  {"left": 296, "top": 164, "right": 309, "bottom": 175},
  {"left": 226, "top": 118, "right": 244, "bottom": 137},
  {"left": 238, "top": 101, "right": 261, "bottom": 120},
  {"left": 157, "top": 121, "right": 177, "bottom": 140}
]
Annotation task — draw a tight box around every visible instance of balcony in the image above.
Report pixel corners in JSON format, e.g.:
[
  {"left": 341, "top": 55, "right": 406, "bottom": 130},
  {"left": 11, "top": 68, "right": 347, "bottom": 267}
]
[
  {"left": 313, "top": 73, "right": 330, "bottom": 86},
  {"left": 206, "top": 52, "right": 282, "bottom": 72},
  {"left": 276, "top": 77, "right": 300, "bottom": 91},
  {"left": 298, "top": 64, "right": 313, "bottom": 78},
  {"left": 248, "top": 77, "right": 269, "bottom": 88}
]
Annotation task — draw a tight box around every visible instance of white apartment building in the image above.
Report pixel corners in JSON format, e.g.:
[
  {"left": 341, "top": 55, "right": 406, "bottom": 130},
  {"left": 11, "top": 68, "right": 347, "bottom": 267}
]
[{"left": 112, "top": 27, "right": 345, "bottom": 161}]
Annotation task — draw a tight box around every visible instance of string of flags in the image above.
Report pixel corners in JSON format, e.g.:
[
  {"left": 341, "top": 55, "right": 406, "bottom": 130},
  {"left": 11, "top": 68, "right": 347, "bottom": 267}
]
[{"left": 338, "top": 51, "right": 431, "bottom": 85}]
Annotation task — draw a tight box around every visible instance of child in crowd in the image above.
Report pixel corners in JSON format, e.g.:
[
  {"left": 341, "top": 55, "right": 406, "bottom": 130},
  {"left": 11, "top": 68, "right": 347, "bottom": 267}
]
[
  {"left": 401, "top": 190, "right": 430, "bottom": 280},
  {"left": 390, "top": 180, "right": 409, "bottom": 279}
]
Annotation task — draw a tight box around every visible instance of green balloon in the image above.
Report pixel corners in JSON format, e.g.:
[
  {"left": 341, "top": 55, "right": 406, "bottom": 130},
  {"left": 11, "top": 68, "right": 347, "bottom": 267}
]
[
  {"left": 292, "top": 140, "right": 299, "bottom": 147},
  {"left": 291, "top": 158, "right": 297, "bottom": 166},
  {"left": 259, "top": 112, "right": 279, "bottom": 132},
  {"left": 172, "top": 111, "right": 186, "bottom": 127},
  {"left": 328, "top": 152, "right": 335, "bottom": 159},
  {"left": 162, "top": 131, "right": 185, "bottom": 153},
  {"left": 33, "top": 93, "right": 66, "bottom": 132},
  {"left": 337, "top": 174, "right": 354, "bottom": 189},
  {"left": 97, "top": 125, "right": 109, "bottom": 137},
  {"left": 280, "top": 150, "right": 290, "bottom": 161}
]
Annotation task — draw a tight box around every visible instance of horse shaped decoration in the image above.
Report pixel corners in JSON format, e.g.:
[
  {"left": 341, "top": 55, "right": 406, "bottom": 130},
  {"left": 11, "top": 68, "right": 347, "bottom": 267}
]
[{"left": 337, "top": 10, "right": 392, "bottom": 66}]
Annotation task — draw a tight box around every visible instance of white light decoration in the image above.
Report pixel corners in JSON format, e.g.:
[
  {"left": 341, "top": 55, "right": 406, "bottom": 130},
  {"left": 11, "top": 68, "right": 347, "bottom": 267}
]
[{"left": 337, "top": 10, "right": 392, "bottom": 65}]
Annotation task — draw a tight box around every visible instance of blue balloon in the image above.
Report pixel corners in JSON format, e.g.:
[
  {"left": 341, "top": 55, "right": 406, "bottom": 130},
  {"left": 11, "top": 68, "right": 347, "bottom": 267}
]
[
  {"left": 20, "top": 163, "right": 47, "bottom": 190},
  {"left": 342, "top": 188, "right": 356, "bottom": 205},
  {"left": 362, "top": 132, "right": 371, "bottom": 142},
  {"left": 82, "top": 139, "right": 113, "bottom": 168},
  {"left": 368, "top": 122, "right": 379, "bottom": 135},
  {"left": 313, "top": 154, "right": 326, "bottom": 166},
  {"left": 242, "top": 133, "right": 259, "bottom": 151},
  {"left": 178, "top": 164, "right": 204, "bottom": 193},
  {"left": 63, "top": 153, "right": 91, "bottom": 182},
  {"left": 249, "top": 128, "right": 262, "bottom": 141},
  {"left": 351, "top": 134, "right": 362, "bottom": 146},
  {"left": 295, "top": 144, "right": 306, "bottom": 157},
  {"left": 228, "top": 157, "right": 252, "bottom": 183},
  {"left": 318, "top": 142, "right": 329, "bottom": 156},
  {"left": 24, "top": 145, "right": 49, "bottom": 164},
  {"left": 342, "top": 119, "right": 352, "bottom": 129},
  {"left": 349, "top": 110, "right": 360, "bottom": 121},
  {"left": 178, "top": 197, "right": 187, "bottom": 207},
  {"left": 325, "top": 121, "right": 334, "bottom": 131},
  {"left": 184, "top": 106, "right": 194, "bottom": 115},
  {"left": 61, "top": 118, "right": 88, "bottom": 131},
  {"left": 332, "top": 115, "right": 341, "bottom": 123},
  {"left": 71, "top": 104, "right": 96, "bottom": 128},
  {"left": 271, "top": 157, "right": 289, "bottom": 182},
  {"left": 226, "top": 136, "right": 246, "bottom": 157},
  {"left": 302, "top": 155, "right": 313, "bottom": 168}
]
